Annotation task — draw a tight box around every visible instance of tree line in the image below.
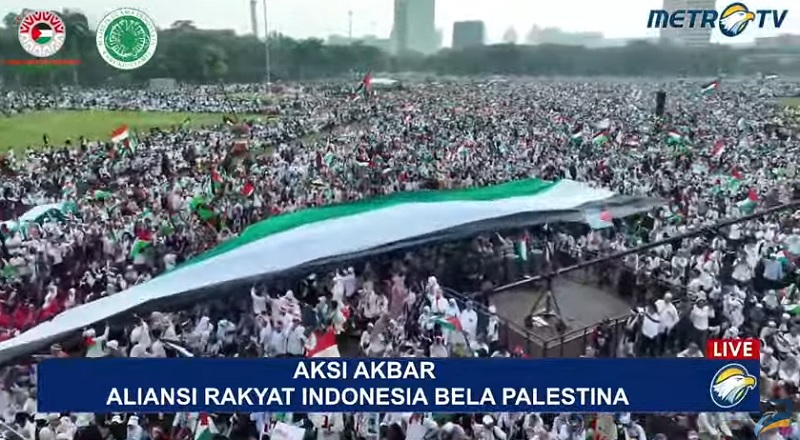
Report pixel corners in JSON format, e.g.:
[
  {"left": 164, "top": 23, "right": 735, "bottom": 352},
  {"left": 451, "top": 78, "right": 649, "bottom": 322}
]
[{"left": 0, "top": 10, "right": 791, "bottom": 86}]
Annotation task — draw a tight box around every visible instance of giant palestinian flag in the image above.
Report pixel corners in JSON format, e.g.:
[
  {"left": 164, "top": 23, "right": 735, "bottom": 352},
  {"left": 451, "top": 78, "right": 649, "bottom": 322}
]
[{"left": 0, "top": 179, "right": 659, "bottom": 362}]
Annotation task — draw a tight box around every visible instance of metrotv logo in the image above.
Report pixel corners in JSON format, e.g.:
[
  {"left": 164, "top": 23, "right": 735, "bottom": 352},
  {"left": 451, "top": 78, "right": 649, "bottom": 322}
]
[{"left": 647, "top": 2, "right": 788, "bottom": 37}]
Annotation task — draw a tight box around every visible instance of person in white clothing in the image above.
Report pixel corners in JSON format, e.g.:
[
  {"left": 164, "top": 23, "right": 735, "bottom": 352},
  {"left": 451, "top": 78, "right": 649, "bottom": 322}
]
[
  {"left": 655, "top": 293, "right": 679, "bottom": 352},
  {"left": 639, "top": 302, "right": 661, "bottom": 357},
  {"left": 250, "top": 285, "right": 269, "bottom": 316},
  {"left": 487, "top": 306, "right": 500, "bottom": 351},
  {"left": 268, "top": 322, "right": 288, "bottom": 356},
  {"left": 84, "top": 326, "right": 110, "bottom": 358},
  {"left": 459, "top": 301, "right": 478, "bottom": 342},
  {"left": 475, "top": 415, "right": 507, "bottom": 440},
  {"left": 361, "top": 283, "right": 385, "bottom": 321},
  {"left": 677, "top": 342, "right": 704, "bottom": 358},
  {"left": 429, "top": 289, "right": 448, "bottom": 315},
  {"left": 286, "top": 320, "right": 307, "bottom": 356},
  {"left": 38, "top": 414, "right": 61, "bottom": 440},
  {"left": 690, "top": 298, "right": 714, "bottom": 347}
]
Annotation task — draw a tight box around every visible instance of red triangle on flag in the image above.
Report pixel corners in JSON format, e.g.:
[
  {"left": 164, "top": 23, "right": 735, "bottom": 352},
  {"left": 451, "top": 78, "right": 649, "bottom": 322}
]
[
  {"left": 748, "top": 188, "right": 758, "bottom": 202},
  {"left": 446, "top": 316, "right": 462, "bottom": 331},
  {"left": 241, "top": 182, "right": 255, "bottom": 197},
  {"left": 306, "top": 329, "right": 338, "bottom": 357}
]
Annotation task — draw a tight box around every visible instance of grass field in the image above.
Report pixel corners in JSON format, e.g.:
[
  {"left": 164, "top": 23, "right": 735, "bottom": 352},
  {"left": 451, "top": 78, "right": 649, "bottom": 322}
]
[
  {"left": 780, "top": 97, "right": 800, "bottom": 108},
  {"left": 0, "top": 111, "right": 250, "bottom": 152}
]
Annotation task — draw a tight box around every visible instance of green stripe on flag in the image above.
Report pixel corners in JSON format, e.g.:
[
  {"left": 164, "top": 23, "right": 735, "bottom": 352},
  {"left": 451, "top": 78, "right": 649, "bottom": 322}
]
[
  {"left": 130, "top": 238, "right": 151, "bottom": 257},
  {"left": 180, "top": 179, "right": 558, "bottom": 266}
]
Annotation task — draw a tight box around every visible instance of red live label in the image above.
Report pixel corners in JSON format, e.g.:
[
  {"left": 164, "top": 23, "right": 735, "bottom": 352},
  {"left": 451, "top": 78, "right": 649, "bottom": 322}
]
[{"left": 706, "top": 338, "right": 760, "bottom": 360}]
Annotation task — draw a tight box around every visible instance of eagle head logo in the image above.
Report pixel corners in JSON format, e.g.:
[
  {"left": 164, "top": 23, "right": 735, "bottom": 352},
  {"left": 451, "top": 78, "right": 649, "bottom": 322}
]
[
  {"left": 709, "top": 364, "right": 757, "bottom": 408},
  {"left": 719, "top": 3, "right": 756, "bottom": 37}
]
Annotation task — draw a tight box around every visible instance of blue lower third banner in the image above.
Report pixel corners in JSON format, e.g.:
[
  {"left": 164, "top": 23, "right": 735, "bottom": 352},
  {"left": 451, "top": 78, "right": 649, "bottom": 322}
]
[{"left": 38, "top": 358, "right": 760, "bottom": 412}]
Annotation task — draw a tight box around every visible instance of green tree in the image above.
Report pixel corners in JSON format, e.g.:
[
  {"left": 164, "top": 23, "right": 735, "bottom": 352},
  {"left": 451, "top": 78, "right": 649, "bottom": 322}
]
[{"left": 0, "top": 11, "right": 793, "bottom": 86}]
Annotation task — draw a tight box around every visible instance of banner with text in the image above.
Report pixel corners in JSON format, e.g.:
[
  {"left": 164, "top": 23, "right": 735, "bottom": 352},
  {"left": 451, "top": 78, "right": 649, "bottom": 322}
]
[{"left": 38, "top": 358, "right": 761, "bottom": 412}]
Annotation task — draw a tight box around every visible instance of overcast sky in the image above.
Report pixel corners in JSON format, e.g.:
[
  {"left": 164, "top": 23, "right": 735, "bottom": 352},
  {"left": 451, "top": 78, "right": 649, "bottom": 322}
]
[{"left": 3, "top": 0, "right": 798, "bottom": 46}]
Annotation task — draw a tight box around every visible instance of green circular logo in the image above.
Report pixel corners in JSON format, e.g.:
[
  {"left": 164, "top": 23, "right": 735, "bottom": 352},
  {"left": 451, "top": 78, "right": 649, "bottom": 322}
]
[{"left": 96, "top": 8, "right": 157, "bottom": 70}]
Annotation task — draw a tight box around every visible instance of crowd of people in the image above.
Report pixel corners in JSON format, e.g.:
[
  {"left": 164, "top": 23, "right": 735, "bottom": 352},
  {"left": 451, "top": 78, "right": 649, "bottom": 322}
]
[{"left": 0, "top": 77, "right": 799, "bottom": 440}]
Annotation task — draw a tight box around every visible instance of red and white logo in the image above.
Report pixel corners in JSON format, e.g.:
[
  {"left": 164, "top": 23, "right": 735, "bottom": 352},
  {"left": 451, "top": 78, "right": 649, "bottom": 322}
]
[{"left": 17, "top": 11, "right": 66, "bottom": 58}]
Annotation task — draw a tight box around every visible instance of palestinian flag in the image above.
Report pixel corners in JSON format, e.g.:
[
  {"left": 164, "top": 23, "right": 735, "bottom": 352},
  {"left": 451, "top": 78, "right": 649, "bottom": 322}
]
[
  {"left": 190, "top": 195, "right": 218, "bottom": 223},
  {"left": 784, "top": 304, "right": 800, "bottom": 316},
  {"left": 737, "top": 189, "right": 758, "bottom": 214},
  {"left": 667, "top": 130, "right": 686, "bottom": 145},
  {"left": 111, "top": 125, "right": 138, "bottom": 156},
  {"left": 206, "top": 168, "right": 224, "bottom": 196},
  {"left": 195, "top": 413, "right": 215, "bottom": 440},
  {"left": 776, "top": 250, "right": 793, "bottom": 266},
  {"left": 31, "top": 23, "right": 54, "bottom": 44},
  {"left": 432, "top": 316, "right": 461, "bottom": 331},
  {"left": 711, "top": 139, "right": 726, "bottom": 158},
  {"left": 91, "top": 189, "right": 113, "bottom": 201},
  {"left": 585, "top": 208, "right": 613, "bottom": 229},
  {"left": 241, "top": 181, "right": 255, "bottom": 197},
  {"left": 306, "top": 328, "right": 341, "bottom": 358},
  {"left": 111, "top": 125, "right": 129, "bottom": 143},
  {"left": 570, "top": 124, "right": 583, "bottom": 143},
  {"left": 701, "top": 79, "right": 720, "bottom": 95},
  {"left": 130, "top": 237, "right": 152, "bottom": 258},
  {"left": 353, "top": 71, "right": 373, "bottom": 100},
  {"left": 591, "top": 130, "right": 609, "bottom": 145}
]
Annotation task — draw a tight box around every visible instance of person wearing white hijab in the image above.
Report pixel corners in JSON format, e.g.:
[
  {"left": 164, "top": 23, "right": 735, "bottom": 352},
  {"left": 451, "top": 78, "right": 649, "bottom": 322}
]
[
  {"left": 250, "top": 285, "right": 269, "bottom": 316},
  {"left": 56, "top": 416, "right": 76, "bottom": 439},
  {"left": 778, "top": 355, "right": 800, "bottom": 386},
  {"left": 126, "top": 416, "right": 144, "bottom": 440},
  {"left": 459, "top": 301, "right": 478, "bottom": 341},
  {"left": 38, "top": 414, "right": 61, "bottom": 440},
  {"left": 429, "top": 336, "right": 448, "bottom": 358},
  {"left": 361, "top": 282, "right": 383, "bottom": 321},
  {"left": 129, "top": 319, "right": 152, "bottom": 349},
  {"left": 487, "top": 305, "right": 500, "bottom": 350},
  {"left": 84, "top": 326, "right": 110, "bottom": 358},
  {"left": 190, "top": 316, "right": 214, "bottom": 352},
  {"left": 287, "top": 320, "right": 307, "bottom": 356},
  {"left": 475, "top": 415, "right": 507, "bottom": 440},
  {"left": 342, "top": 267, "right": 357, "bottom": 298},
  {"left": 429, "top": 288, "right": 448, "bottom": 315}
]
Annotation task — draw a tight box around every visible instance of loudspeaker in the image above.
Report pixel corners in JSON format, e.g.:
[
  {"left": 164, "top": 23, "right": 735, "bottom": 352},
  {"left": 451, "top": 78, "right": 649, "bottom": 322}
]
[{"left": 655, "top": 91, "right": 667, "bottom": 116}]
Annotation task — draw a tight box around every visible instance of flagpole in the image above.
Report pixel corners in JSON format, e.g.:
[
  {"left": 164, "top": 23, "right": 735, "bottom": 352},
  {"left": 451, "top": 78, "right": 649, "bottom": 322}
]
[{"left": 262, "top": 0, "right": 271, "bottom": 95}]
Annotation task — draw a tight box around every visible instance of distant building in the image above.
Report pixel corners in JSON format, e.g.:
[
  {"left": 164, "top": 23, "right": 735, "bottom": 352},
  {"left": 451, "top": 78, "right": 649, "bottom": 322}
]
[
  {"left": 392, "top": 0, "right": 438, "bottom": 54},
  {"left": 755, "top": 34, "right": 800, "bottom": 48},
  {"left": 391, "top": 0, "right": 409, "bottom": 53},
  {"left": 524, "top": 26, "right": 603, "bottom": 46},
  {"left": 452, "top": 21, "right": 485, "bottom": 50},
  {"left": 502, "top": 27, "right": 518, "bottom": 44},
  {"left": 659, "top": 0, "right": 714, "bottom": 46}
]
